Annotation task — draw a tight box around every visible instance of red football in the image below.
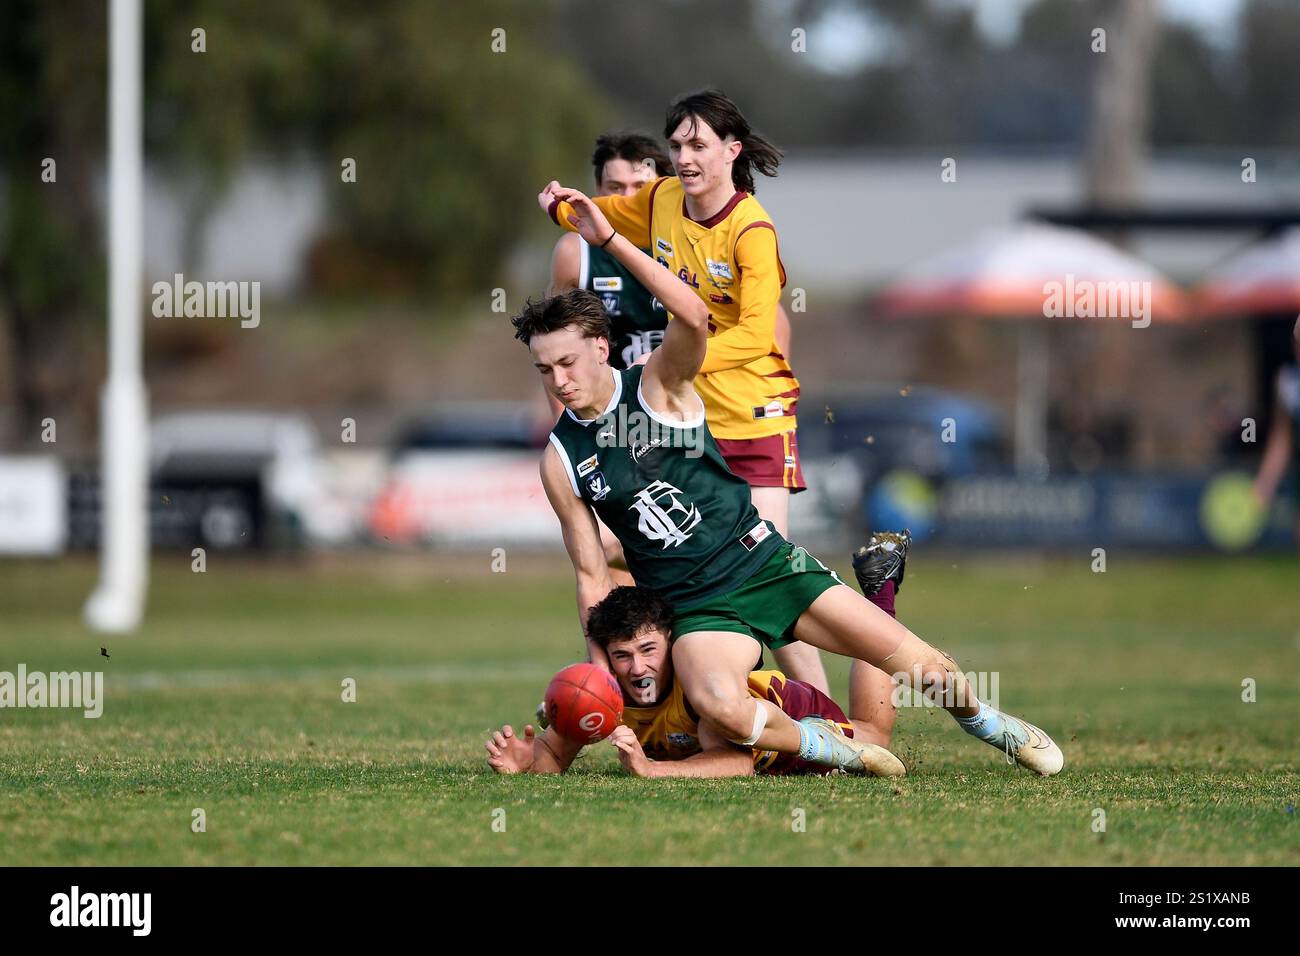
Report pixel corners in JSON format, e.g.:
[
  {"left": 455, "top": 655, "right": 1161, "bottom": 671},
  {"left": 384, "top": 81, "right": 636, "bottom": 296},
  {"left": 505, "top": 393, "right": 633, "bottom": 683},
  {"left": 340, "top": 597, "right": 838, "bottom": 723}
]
[{"left": 544, "top": 663, "right": 624, "bottom": 743}]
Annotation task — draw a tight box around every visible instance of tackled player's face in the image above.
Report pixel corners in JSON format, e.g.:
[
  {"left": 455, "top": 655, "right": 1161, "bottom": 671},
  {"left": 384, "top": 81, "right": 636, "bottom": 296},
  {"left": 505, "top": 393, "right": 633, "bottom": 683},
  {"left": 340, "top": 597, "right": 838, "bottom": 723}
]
[
  {"left": 529, "top": 325, "right": 609, "bottom": 412},
  {"left": 668, "top": 115, "right": 740, "bottom": 200},
  {"left": 598, "top": 157, "right": 657, "bottom": 197},
  {"left": 607, "top": 628, "right": 671, "bottom": 705}
]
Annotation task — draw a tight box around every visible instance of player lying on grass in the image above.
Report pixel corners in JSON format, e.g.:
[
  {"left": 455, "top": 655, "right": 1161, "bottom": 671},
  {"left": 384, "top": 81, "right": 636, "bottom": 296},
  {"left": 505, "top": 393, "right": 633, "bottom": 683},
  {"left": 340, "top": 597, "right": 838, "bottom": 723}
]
[
  {"left": 514, "top": 190, "right": 1064, "bottom": 776},
  {"left": 485, "top": 584, "right": 905, "bottom": 778}
]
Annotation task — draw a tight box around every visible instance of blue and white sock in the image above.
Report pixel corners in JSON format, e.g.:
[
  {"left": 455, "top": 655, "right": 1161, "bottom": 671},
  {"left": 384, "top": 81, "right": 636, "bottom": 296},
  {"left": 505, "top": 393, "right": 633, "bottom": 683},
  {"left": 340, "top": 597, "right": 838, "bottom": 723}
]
[
  {"left": 956, "top": 701, "right": 1002, "bottom": 741},
  {"left": 797, "top": 721, "right": 824, "bottom": 761}
]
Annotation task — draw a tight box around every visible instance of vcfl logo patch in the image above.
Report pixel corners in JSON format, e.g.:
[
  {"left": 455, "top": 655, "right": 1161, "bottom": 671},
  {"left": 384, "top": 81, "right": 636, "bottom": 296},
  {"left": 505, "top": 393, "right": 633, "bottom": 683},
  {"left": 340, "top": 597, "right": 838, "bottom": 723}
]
[{"left": 50, "top": 886, "right": 151, "bottom": 936}]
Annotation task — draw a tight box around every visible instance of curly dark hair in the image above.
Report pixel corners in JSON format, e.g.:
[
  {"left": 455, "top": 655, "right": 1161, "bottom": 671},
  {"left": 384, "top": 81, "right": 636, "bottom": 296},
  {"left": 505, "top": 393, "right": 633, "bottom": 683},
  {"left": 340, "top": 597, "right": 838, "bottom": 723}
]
[
  {"left": 585, "top": 586, "right": 676, "bottom": 649},
  {"left": 511, "top": 289, "right": 611, "bottom": 346}
]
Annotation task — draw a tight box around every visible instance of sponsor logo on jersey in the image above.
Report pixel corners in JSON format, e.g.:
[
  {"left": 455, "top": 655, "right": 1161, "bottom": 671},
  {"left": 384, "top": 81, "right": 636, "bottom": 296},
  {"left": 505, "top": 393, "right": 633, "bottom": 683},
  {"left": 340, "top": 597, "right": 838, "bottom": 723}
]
[
  {"left": 629, "top": 480, "right": 702, "bottom": 549},
  {"left": 708, "top": 292, "right": 733, "bottom": 305},
  {"left": 655, "top": 237, "right": 673, "bottom": 256},
  {"left": 752, "top": 400, "right": 785, "bottom": 420},
  {"left": 676, "top": 268, "right": 700, "bottom": 289},
  {"left": 592, "top": 276, "right": 623, "bottom": 291},
  {"left": 576, "top": 454, "right": 599, "bottom": 477},
  {"left": 601, "top": 292, "right": 621, "bottom": 314},
  {"left": 739, "top": 520, "right": 771, "bottom": 552},
  {"left": 630, "top": 436, "right": 667, "bottom": 463},
  {"left": 667, "top": 732, "right": 697, "bottom": 748},
  {"left": 587, "top": 472, "right": 612, "bottom": 501},
  {"left": 706, "top": 258, "right": 733, "bottom": 281}
]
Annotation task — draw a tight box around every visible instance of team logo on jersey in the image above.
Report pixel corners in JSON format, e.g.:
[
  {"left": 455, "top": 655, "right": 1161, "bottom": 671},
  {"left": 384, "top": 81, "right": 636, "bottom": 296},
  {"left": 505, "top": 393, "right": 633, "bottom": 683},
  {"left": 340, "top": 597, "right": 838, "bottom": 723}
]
[
  {"left": 592, "top": 276, "right": 623, "bottom": 291},
  {"left": 655, "top": 237, "right": 673, "bottom": 256},
  {"left": 667, "top": 732, "right": 697, "bottom": 748},
  {"left": 706, "top": 259, "right": 733, "bottom": 281},
  {"left": 576, "top": 454, "right": 599, "bottom": 477},
  {"left": 620, "top": 329, "right": 664, "bottom": 368},
  {"left": 629, "top": 480, "right": 701, "bottom": 549},
  {"left": 601, "top": 292, "right": 621, "bottom": 314},
  {"left": 587, "top": 472, "right": 612, "bottom": 501}
]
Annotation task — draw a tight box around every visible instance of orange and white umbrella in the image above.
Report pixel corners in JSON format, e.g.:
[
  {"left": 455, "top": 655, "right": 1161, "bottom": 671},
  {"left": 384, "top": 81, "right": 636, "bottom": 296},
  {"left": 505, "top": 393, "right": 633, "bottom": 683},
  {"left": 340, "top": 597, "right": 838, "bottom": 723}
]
[
  {"left": 876, "top": 222, "right": 1188, "bottom": 321},
  {"left": 874, "top": 223, "right": 1188, "bottom": 473},
  {"left": 1196, "top": 226, "right": 1300, "bottom": 317}
]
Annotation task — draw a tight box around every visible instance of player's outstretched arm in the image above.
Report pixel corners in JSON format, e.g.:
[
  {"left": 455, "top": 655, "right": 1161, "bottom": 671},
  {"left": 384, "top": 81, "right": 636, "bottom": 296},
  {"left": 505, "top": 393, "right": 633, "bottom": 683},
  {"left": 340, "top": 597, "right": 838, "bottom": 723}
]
[
  {"left": 548, "top": 186, "right": 708, "bottom": 402},
  {"left": 540, "top": 443, "right": 616, "bottom": 669},
  {"left": 485, "top": 723, "right": 583, "bottom": 774},
  {"left": 1253, "top": 396, "right": 1293, "bottom": 503},
  {"left": 539, "top": 178, "right": 656, "bottom": 248},
  {"left": 608, "top": 724, "right": 754, "bottom": 779}
]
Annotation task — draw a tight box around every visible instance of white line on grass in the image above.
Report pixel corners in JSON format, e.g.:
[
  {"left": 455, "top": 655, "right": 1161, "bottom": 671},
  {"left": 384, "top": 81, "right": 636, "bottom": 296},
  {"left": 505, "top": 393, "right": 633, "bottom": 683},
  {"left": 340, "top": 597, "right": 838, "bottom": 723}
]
[{"left": 113, "top": 663, "right": 556, "bottom": 692}]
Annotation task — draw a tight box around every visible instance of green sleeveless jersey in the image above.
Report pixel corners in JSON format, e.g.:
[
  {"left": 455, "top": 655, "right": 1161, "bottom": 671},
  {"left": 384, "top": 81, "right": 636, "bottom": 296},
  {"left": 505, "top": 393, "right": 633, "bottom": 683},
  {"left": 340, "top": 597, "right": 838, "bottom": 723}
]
[
  {"left": 581, "top": 238, "right": 668, "bottom": 369},
  {"left": 548, "top": 365, "right": 783, "bottom": 605}
]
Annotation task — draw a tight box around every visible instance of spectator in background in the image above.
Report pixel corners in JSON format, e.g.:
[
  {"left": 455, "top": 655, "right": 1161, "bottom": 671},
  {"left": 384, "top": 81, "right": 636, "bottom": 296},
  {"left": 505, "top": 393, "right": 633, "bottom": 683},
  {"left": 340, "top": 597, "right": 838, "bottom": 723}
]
[{"left": 1252, "top": 334, "right": 1300, "bottom": 548}]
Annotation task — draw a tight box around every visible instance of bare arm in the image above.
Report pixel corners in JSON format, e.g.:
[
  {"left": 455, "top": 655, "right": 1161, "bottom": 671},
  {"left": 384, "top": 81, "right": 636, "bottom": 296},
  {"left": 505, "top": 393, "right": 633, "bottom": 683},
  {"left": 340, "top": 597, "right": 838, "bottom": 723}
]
[
  {"left": 540, "top": 178, "right": 657, "bottom": 248},
  {"left": 547, "top": 232, "right": 581, "bottom": 296},
  {"left": 540, "top": 443, "right": 615, "bottom": 668},
  {"left": 608, "top": 722, "right": 755, "bottom": 779},
  {"left": 1254, "top": 398, "right": 1294, "bottom": 503},
  {"left": 547, "top": 185, "right": 708, "bottom": 413}
]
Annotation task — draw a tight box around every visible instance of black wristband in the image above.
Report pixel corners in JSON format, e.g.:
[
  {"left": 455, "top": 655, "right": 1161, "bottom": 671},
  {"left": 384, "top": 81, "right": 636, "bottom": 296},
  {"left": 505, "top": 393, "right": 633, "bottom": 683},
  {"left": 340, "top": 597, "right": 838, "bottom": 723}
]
[{"left": 599, "top": 230, "right": 616, "bottom": 249}]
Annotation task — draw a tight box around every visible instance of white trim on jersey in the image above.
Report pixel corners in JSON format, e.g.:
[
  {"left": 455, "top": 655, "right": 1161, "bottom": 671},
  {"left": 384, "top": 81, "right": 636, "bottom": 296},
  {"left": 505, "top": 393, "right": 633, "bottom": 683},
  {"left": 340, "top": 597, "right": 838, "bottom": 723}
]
[
  {"left": 578, "top": 236, "right": 591, "bottom": 290},
  {"left": 637, "top": 377, "right": 705, "bottom": 430},
  {"left": 547, "top": 433, "right": 581, "bottom": 497}
]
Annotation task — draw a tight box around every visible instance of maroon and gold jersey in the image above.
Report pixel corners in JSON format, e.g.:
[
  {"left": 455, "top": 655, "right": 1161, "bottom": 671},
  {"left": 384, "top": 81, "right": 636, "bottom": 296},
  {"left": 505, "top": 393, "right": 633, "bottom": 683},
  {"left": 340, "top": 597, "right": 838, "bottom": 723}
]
[{"left": 619, "top": 670, "right": 852, "bottom": 774}]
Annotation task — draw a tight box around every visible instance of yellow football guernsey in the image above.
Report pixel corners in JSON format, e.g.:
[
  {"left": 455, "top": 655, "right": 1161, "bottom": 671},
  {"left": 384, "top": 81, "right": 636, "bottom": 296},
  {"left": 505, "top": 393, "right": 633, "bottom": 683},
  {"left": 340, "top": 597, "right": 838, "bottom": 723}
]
[
  {"left": 618, "top": 670, "right": 805, "bottom": 765},
  {"left": 550, "top": 176, "right": 800, "bottom": 440},
  {"left": 619, "top": 675, "right": 704, "bottom": 761}
]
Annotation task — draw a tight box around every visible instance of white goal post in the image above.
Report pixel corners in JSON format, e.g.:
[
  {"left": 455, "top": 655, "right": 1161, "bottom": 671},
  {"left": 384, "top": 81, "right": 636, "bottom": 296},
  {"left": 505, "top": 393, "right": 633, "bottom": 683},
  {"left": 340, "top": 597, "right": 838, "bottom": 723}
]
[{"left": 84, "top": 0, "right": 148, "bottom": 633}]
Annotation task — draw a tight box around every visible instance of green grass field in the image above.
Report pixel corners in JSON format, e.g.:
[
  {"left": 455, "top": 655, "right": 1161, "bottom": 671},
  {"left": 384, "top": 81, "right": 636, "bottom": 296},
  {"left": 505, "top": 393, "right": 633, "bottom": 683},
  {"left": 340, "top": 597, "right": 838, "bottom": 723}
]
[{"left": 2, "top": 550, "right": 1297, "bottom": 866}]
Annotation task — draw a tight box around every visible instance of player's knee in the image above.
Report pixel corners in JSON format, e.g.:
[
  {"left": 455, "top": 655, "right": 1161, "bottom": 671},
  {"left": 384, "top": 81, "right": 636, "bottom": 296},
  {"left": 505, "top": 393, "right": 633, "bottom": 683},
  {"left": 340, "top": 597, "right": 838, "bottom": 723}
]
[{"left": 696, "top": 693, "right": 758, "bottom": 743}]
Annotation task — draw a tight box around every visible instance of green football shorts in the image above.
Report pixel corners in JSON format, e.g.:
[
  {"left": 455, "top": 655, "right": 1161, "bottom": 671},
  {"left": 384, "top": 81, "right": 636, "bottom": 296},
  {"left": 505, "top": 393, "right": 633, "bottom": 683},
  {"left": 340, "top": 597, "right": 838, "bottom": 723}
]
[{"left": 670, "top": 541, "right": 846, "bottom": 650}]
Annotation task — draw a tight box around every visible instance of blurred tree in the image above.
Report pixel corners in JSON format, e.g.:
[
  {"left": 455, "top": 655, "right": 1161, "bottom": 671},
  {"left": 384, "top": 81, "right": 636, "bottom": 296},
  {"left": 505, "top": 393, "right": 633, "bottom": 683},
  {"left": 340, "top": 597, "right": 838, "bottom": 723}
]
[
  {"left": 0, "top": 1, "right": 606, "bottom": 443},
  {"left": 1235, "top": 0, "right": 1300, "bottom": 146},
  {"left": 0, "top": 1, "right": 107, "bottom": 442},
  {"left": 143, "top": 0, "right": 606, "bottom": 291}
]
